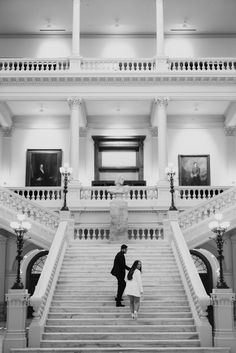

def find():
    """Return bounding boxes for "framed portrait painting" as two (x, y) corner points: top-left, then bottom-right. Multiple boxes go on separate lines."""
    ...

(26, 149), (62, 187)
(178, 155), (210, 186)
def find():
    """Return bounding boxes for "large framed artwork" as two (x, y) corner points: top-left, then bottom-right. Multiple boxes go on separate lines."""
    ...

(178, 154), (210, 186)
(26, 149), (62, 186)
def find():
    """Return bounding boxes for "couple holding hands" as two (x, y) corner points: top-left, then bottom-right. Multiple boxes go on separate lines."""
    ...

(111, 244), (143, 320)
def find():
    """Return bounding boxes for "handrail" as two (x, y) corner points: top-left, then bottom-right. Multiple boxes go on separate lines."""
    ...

(178, 186), (236, 230)
(28, 221), (70, 347)
(0, 186), (59, 229)
(169, 219), (212, 346)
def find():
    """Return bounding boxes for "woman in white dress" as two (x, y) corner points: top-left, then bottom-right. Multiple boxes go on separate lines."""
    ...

(124, 260), (143, 319)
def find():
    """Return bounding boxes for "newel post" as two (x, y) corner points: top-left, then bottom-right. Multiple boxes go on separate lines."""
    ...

(3, 289), (29, 353)
(211, 288), (236, 351)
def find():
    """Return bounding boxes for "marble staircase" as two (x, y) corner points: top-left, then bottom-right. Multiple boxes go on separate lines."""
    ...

(13, 241), (230, 353)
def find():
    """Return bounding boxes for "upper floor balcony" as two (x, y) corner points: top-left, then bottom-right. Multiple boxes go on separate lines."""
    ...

(1, 56), (236, 86)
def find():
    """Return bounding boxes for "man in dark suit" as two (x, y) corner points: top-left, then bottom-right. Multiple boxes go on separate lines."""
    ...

(111, 244), (130, 307)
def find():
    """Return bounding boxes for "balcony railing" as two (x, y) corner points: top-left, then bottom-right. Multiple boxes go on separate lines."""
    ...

(1, 56), (236, 74)
(9, 185), (228, 204)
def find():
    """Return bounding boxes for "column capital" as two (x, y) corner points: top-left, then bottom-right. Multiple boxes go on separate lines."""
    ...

(2, 126), (14, 137)
(67, 97), (82, 110)
(224, 125), (236, 136)
(153, 97), (169, 108)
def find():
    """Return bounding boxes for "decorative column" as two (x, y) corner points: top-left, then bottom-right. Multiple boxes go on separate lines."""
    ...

(79, 127), (88, 185)
(0, 235), (6, 321)
(211, 289), (236, 351)
(224, 126), (236, 186)
(3, 289), (29, 353)
(155, 0), (168, 71)
(153, 98), (169, 184)
(68, 97), (81, 182)
(71, 0), (81, 70)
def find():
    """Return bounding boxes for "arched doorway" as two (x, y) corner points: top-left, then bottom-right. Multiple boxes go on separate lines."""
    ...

(26, 250), (48, 317)
(190, 249), (214, 327)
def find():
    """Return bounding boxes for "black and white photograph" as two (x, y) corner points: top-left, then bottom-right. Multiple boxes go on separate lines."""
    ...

(0, 1), (235, 352)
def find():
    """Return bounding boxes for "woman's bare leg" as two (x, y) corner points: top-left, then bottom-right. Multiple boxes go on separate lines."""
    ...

(133, 297), (140, 319)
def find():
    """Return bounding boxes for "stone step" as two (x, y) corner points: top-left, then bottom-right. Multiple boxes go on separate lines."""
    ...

(49, 306), (191, 313)
(42, 332), (199, 341)
(11, 348), (231, 353)
(56, 279), (183, 285)
(54, 289), (187, 301)
(44, 324), (197, 333)
(54, 287), (186, 294)
(46, 318), (195, 326)
(40, 339), (200, 348)
(47, 312), (193, 319)
(50, 300), (190, 307)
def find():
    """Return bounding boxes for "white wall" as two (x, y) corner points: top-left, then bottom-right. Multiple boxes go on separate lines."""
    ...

(0, 35), (236, 58)
(1, 122), (234, 187)
(168, 127), (229, 186)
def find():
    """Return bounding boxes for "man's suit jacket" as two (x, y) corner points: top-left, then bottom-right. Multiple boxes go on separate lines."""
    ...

(111, 251), (130, 279)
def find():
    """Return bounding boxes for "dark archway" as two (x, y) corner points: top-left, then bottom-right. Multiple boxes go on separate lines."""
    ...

(190, 249), (214, 328)
(26, 250), (48, 317)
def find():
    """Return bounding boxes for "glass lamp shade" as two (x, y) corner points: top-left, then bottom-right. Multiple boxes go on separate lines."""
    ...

(165, 163), (176, 175)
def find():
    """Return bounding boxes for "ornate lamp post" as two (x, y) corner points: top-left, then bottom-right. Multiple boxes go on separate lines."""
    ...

(165, 164), (177, 211)
(10, 214), (31, 289)
(60, 163), (73, 211)
(209, 213), (230, 289)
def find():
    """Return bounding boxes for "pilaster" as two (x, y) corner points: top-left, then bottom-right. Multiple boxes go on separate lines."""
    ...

(224, 125), (236, 185)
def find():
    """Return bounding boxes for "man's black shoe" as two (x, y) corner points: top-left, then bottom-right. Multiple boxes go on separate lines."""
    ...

(115, 297), (124, 301)
(116, 302), (125, 307)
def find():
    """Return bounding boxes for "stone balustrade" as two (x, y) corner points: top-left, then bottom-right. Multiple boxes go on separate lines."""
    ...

(169, 219), (212, 346)
(12, 187), (62, 201)
(0, 56), (236, 74)
(175, 186), (227, 200)
(9, 185), (228, 203)
(74, 224), (164, 241)
(168, 57), (236, 72)
(179, 186), (236, 230)
(0, 186), (59, 230)
(0, 57), (70, 72)
(80, 185), (158, 200)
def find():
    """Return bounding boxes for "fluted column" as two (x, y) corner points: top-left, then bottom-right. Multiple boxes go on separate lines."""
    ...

(153, 98), (169, 184)
(68, 97), (82, 182)
(72, 0), (81, 57)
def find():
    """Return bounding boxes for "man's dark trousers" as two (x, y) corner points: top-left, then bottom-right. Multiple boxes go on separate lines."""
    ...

(116, 276), (126, 303)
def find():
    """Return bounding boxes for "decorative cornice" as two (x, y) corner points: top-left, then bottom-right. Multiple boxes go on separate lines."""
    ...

(1, 74), (236, 86)
(224, 125), (236, 136)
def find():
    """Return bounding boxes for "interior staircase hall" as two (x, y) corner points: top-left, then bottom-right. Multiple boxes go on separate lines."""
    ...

(12, 240), (230, 353)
